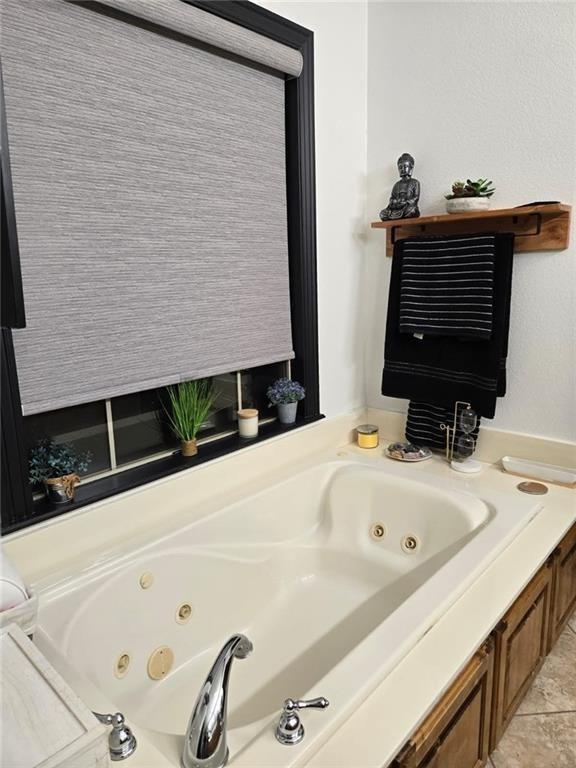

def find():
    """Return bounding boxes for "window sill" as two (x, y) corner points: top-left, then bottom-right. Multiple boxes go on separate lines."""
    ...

(5, 414), (323, 535)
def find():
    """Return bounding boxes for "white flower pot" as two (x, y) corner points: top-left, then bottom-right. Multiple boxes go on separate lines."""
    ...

(446, 197), (491, 214)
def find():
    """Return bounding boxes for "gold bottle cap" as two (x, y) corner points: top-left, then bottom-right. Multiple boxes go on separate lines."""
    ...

(357, 424), (379, 434)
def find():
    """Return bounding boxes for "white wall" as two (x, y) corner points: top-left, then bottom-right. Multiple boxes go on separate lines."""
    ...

(257, 1), (368, 418)
(256, 2), (575, 439)
(365, 2), (576, 440)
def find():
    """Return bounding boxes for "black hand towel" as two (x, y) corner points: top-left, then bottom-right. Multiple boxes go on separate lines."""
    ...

(405, 401), (481, 451)
(382, 232), (514, 418)
(399, 234), (496, 339)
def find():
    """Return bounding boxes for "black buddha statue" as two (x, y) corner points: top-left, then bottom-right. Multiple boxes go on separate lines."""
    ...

(379, 153), (421, 221)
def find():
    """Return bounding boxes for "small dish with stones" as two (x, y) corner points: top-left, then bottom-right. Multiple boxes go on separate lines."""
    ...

(386, 442), (433, 462)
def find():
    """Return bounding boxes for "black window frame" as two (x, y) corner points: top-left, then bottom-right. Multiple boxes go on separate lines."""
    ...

(0, 0), (321, 534)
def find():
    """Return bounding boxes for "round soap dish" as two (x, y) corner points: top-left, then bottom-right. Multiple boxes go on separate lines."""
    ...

(386, 442), (432, 462)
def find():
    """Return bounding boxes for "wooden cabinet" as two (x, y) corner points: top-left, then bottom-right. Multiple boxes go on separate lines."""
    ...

(489, 560), (553, 749)
(548, 523), (576, 649)
(392, 639), (494, 768)
(391, 523), (576, 767)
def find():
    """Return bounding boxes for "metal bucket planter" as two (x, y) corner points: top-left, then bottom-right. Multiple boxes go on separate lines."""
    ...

(277, 402), (298, 425)
(43, 473), (80, 504)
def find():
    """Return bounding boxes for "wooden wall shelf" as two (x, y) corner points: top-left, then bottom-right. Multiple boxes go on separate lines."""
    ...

(371, 203), (572, 257)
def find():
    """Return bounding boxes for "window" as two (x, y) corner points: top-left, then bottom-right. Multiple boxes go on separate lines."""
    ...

(1, 1), (319, 535)
(24, 362), (290, 494)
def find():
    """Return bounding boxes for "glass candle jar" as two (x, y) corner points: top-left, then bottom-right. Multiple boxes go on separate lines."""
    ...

(238, 408), (259, 438)
(356, 424), (379, 449)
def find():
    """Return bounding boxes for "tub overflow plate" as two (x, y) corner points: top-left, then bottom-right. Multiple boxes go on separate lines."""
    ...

(147, 646), (174, 680)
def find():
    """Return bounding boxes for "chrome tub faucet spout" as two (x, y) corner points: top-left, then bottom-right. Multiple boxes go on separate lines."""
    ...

(182, 634), (253, 768)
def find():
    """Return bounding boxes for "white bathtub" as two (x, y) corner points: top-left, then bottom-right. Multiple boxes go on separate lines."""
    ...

(35, 456), (541, 766)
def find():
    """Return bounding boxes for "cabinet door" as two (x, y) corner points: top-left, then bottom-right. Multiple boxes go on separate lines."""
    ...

(490, 560), (553, 749)
(549, 523), (576, 650)
(393, 639), (494, 768)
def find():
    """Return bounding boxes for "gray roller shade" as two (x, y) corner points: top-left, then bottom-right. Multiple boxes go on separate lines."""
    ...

(2, 0), (295, 415)
(94, 0), (303, 77)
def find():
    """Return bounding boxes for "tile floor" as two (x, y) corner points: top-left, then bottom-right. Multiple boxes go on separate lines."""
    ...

(489, 612), (576, 768)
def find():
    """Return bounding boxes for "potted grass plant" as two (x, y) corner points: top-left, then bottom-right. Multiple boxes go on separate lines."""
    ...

(445, 178), (495, 213)
(267, 378), (305, 425)
(28, 439), (92, 504)
(162, 378), (214, 457)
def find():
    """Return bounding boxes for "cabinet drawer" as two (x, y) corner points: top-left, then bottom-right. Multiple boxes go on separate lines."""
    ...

(392, 639), (494, 768)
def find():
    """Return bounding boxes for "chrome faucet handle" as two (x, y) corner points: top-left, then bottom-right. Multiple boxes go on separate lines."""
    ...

(284, 697), (329, 712)
(93, 711), (137, 761)
(275, 697), (330, 745)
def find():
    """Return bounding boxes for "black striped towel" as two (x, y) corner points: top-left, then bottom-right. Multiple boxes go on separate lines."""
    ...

(399, 234), (496, 339)
(381, 232), (514, 418)
(405, 401), (481, 451)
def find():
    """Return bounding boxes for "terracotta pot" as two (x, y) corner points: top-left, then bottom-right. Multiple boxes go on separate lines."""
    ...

(43, 473), (80, 504)
(181, 439), (198, 457)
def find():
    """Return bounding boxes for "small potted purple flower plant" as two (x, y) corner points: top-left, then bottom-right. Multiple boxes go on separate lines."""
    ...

(267, 378), (305, 425)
